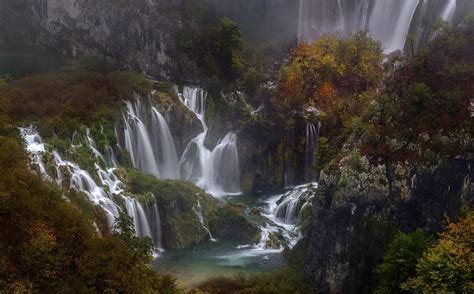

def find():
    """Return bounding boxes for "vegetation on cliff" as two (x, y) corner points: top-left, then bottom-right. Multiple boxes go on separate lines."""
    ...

(123, 169), (260, 249)
(0, 134), (181, 292)
(298, 16), (473, 293)
(5, 71), (151, 139)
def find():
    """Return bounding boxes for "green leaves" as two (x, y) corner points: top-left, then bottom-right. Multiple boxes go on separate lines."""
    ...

(375, 229), (433, 293)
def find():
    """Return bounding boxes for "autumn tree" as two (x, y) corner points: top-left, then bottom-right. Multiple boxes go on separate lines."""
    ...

(402, 212), (474, 293)
(277, 32), (383, 169)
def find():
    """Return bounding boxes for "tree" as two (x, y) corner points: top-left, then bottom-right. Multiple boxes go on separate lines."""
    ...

(375, 229), (433, 293)
(402, 212), (473, 293)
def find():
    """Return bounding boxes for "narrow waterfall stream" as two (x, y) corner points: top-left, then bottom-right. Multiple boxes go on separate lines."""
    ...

(441, 0), (457, 23)
(194, 198), (217, 242)
(305, 122), (320, 183)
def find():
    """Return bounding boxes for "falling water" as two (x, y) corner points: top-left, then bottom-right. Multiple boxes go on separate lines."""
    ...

(298, 0), (421, 53)
(441, 0), (456, 24)
(149, 203), (164, 251)
(122, 100), (180, 179)
(305, 122), (320, 183)
(178, 87), (241, 197)
(266, 183), (315, 225)
(194, 198), (217, 242)
(19, 127), (163, 252)
(370, 0), (420, 53)
(123, 100), (161, 177)
(151, 107), (180, 179)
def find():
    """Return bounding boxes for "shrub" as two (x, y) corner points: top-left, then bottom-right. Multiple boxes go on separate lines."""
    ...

(375, 229), (433, 293)
(402, 213), (474, 293)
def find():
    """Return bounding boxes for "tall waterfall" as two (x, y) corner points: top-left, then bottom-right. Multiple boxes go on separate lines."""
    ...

(369, 0), (420, 53)
(122, 99), (180, 179)
(19, 127), (163, 251)
(441, 0), (456, 23)
(298, 0), (421, 53)
(178, 87), (241, 197)
(305, 122), (320, 183)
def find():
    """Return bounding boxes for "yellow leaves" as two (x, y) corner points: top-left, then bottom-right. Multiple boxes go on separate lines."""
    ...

(30, 222), (57, 252)
(402, 212), (474, 293)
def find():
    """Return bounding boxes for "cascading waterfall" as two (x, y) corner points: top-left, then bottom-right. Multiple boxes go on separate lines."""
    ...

(19, 127), (163, 252)
(298, 0), (421, 53)
(369, 0), (420, 53)
(122, 99), (180, 179)
(178, 87), (241, 197)
(123, 100), (161, 177)
(120, 88), (240, 196)
(305, 122), (320, 183)
(441, 0), (456, 23)
(265, 183), (315, 225)
(151, 107), (180, 179)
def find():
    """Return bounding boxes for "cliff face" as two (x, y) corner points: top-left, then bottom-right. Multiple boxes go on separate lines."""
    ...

(0, 0), (183, 79)
(303, 157), (473, 293)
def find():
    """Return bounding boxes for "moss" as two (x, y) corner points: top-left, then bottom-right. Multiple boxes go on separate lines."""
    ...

(123, 168), (260, 248)
(67, 190), (110, 235)
(68, 145), (102, 180)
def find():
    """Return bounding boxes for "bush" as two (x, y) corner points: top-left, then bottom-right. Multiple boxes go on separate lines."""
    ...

(402, 212), (474, 293)
(0, 137), (181, 293)
(375, 229), (433, 293)
(191, 268), (313, 294)
(5, 71), (152, 138)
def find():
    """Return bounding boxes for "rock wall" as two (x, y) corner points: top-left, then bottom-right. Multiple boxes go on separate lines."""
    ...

(304, 157), (473, 293)
(0, 0), (182, 79)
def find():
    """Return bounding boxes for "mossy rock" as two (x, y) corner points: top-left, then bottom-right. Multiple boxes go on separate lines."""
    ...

(124, 169), (260, 249)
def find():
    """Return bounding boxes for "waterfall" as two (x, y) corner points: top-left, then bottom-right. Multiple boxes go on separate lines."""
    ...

(19, 127), (163, 252)
(123, 101), (161, 177)
(124, 198), (153, 238)
(441, 0), (456, 24)
(298, 0), (421, 53)
(369, 0), (420, 53)
(178, 87), (241, 197)
(151, 107), (180, 179)
(305, 122), (320, 183)
(122, 100), (180, 179)
(194, 198), (217, 242)
(265, 183), (315, 225)
(149, 203), (164, 251)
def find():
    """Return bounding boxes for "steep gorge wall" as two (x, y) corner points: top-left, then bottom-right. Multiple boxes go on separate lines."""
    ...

(0, 0), (183, 79)
(304, 157), (473, 293)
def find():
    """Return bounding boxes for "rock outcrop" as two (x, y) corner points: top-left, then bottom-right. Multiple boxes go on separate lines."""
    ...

(303, 157), (473, 293)
(0, 0), (183, 79)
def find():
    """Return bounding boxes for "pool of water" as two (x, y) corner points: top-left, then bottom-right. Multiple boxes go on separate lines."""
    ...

(152, 187), (306, 288)
(152, 240), (286, 288)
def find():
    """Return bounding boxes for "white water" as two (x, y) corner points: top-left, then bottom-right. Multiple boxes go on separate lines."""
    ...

(261, 183), (317, 247)
(19, 127), (163, 252)
(123, 100), (161, 177)
(441, 0), (456, 24)
(194, 198), (217, 242)
(370, 0), (420, 53)
(178, 87), (241, 197)
(305, 122), (320, 183)
(151, 107), (180, 179)
(298, 0), (421, 53)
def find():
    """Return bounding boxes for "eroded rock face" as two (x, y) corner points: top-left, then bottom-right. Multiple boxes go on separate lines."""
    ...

(303, 157), (473, 293)
(0, 0), (181, 79)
